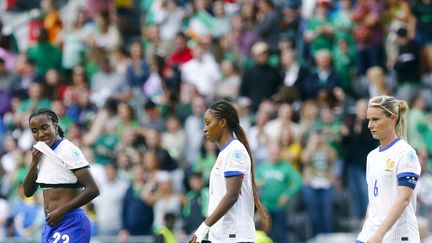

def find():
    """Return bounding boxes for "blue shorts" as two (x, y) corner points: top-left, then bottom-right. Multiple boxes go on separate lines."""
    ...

(42, 208), (91, 243)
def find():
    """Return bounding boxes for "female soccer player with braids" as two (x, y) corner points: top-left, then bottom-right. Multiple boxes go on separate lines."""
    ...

(189, 100), (269, 243)
(24, 108), (99, 242)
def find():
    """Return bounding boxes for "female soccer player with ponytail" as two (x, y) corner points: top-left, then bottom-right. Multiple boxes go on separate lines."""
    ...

(189, 100), (269, 243)
(356, 95), (421, 243)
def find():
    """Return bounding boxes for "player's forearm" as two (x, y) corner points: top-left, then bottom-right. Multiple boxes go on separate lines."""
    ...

(204, 193), (239, 226)
(23, 163), (39, 197)
(58, 186), (100, 214)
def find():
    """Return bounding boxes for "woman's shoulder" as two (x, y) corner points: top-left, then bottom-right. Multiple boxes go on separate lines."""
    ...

(56, 139), (85, 157)
(227, 139), (248, 151)
(392, 139), (416, 153)
(56, 138), (75, 149)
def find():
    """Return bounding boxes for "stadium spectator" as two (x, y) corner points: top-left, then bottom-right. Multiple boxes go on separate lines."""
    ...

(119, 164), (154, 240)
(26, 28), (62, 76)
(256, 143), (303, 243)
(94, 163), (128, 236)
(301, 128), (338, 237)
(239, 42), (282, 112)
(341, 99), (379, 220)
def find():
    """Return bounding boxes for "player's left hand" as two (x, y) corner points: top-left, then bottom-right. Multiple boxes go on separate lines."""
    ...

(188, 234), (198, 243)
(192, 221), (210, 242)
(46, 208), (65, 226)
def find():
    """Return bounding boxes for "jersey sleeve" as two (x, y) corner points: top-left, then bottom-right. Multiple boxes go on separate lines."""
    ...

(396, 149), (421, 189)
(224, 149), (248, 178)
(60, 144), (90, 170)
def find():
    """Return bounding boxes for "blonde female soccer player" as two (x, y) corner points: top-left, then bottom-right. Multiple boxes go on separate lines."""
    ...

(356, 95), (421, 243)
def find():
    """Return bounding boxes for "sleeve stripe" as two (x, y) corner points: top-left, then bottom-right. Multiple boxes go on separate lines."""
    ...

(398, 180), (416, 189)
(224, 171), (244, 178)
(397, 172), (419, 179)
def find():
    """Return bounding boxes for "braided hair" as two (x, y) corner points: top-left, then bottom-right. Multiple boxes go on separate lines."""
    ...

(29, 108), (65, 138)
(208, 100), (270, 228)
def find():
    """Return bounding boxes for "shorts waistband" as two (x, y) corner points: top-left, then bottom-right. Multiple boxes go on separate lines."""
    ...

(46, 208), (84, 219)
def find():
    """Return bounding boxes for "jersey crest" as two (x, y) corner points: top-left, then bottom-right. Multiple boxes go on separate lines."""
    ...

(385, 159), (395, 171)
(216, 159), (223, 169)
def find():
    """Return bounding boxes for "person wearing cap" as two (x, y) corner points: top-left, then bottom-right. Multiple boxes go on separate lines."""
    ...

(393, 27), (421, 89)
(239, 42), (282, 112)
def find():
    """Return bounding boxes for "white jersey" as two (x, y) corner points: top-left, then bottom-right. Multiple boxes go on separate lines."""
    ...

(35, 139), (90, 188)
(208, 139), (255, 243)
(357, 138), (421, 243)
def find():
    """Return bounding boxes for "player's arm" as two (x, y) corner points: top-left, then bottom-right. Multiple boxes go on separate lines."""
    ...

(23, 148), (42, 197)
(59, 146), (101, 212)
(64, 168), (100, 213)
(364, 204), (369, 220)
(191, 176), (243, 243)
(367, 186), (414, 243)
(205, 176), (242, 226)
(46, 168), (100, 226)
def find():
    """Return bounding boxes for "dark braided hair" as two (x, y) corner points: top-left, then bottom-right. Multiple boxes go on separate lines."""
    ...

(29, 108), (65, 138)
(208, 100), (270, 228)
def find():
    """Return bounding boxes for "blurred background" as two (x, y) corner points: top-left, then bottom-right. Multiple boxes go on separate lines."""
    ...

(0, 0), (432, 242)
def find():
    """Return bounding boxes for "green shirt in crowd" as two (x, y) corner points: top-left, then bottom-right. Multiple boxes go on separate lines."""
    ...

(256, 160), (303, 211)
(27, 42), (62, 76)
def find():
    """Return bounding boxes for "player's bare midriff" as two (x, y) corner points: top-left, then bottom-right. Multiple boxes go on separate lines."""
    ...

(43, 188), (81, 214)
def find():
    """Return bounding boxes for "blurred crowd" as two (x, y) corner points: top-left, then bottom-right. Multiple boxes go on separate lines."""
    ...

(0, 0), (432, 242)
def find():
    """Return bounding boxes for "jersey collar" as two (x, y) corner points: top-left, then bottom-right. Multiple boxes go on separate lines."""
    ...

(378, 137), (400, 152)
(50, 138), (65, 150)
(219, 137), (237, 152)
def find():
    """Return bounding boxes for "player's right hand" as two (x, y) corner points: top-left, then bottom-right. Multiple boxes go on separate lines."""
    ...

(31, 148), (42, 165)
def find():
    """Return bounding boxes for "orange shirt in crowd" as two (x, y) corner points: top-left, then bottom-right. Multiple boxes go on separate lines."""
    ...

(44, 11), (62, 44)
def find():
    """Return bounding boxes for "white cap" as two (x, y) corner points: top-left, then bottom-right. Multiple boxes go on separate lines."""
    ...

(251, 42), (268, 55)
